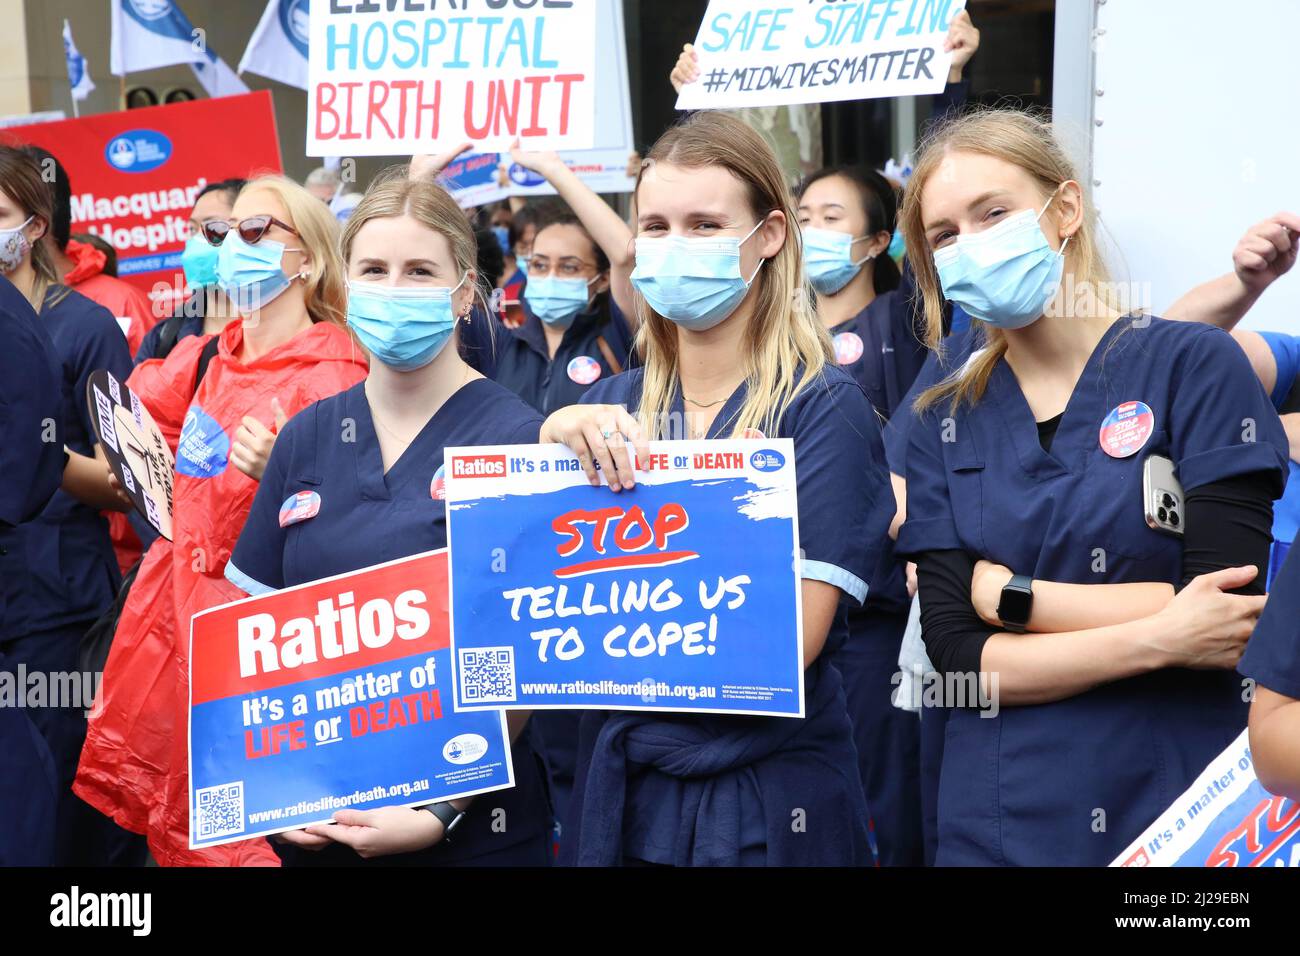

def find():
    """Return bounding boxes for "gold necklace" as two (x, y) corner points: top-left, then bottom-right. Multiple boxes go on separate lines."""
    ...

(683, 395), (727, 408)
(370, 408), (418, 447)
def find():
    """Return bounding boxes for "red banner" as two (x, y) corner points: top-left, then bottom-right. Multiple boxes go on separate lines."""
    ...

(2, 91), (283, 314)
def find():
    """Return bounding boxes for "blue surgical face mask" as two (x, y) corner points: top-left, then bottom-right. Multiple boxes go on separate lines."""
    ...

(181, 233), (220, 289)
(802, 227), (874, 296)
(217, 232), (304, 313)
(492, 226), (511, 256)
(631, 220), (765, 332)
(933, 194), (1068, 331)
(515, 254), (530, 275)
(887, 227), (905, 260)
(346, 276), (465, 371)
(524, 275), (597, 330)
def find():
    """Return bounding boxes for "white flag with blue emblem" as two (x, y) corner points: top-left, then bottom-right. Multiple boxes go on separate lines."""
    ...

(239, 0), (309, 91)
(191, 52), (250, 98)
(110, 0), (207, 76)
(63, 20), (96, 102)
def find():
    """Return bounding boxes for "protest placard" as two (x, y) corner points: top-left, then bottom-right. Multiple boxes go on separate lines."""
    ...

(188, 549), (514, 849)
(308, 0), (598, 156)
(86, 370), (174, 542)
(444, 441), (805, 718)
(675, 0), (966, 111)
(1112, 729), (1300, 867)
(3, 92), (283, 315)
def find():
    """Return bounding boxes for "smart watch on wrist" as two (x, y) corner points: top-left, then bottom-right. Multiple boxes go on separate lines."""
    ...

(996, 573), (1034, 634)
(421, 802), (467, 842)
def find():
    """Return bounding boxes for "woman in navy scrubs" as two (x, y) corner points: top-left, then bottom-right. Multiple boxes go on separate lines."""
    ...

(0, 146), (134, 865)
(540, 110), (892, 866)
(226, 170), (551, 866)
(454, 145), (636, 416)
(1243, 546), (1300, 800)
(895, 109), (1287, 866)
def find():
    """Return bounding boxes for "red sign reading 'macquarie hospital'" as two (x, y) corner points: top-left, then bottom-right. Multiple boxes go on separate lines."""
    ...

(3, 91), (282, 314)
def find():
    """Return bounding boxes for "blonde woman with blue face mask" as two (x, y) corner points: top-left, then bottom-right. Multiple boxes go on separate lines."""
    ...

(538, 111), (893, 867)
(225, 170), (551, 866)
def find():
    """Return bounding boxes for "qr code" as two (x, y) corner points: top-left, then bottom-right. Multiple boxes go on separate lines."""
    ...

(195, 781), (246, 841)
(459, 647), (516, 704)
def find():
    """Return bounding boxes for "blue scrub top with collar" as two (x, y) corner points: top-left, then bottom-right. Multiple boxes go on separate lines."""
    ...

(0, 287), (132, 639)
(227, 377), (551, 867)
(828, 261), (970, 422)
(460, 295), (633, 414)
(570, 364), (890, 865)
(897, 315), (1289, 866)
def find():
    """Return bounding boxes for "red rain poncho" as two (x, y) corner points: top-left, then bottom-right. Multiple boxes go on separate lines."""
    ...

(75, 319), (367, 866)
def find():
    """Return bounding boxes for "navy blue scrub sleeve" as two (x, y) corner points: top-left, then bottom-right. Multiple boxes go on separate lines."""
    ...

(1242, 545), (1300, 699)
(895, 406), (965, 557)
(793, 379), (887, 604)
(1169, 327), (1288, 494)
(66, 297), (135, 456)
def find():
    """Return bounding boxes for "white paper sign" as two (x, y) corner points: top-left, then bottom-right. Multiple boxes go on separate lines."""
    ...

(675, 0), (964, 111)
(307, 0), (598, 156)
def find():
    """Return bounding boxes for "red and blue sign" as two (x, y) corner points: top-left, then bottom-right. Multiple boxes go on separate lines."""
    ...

(1099, 400), (1155, 459)
(3, 91), (282, 314)
(188, 549), (513, 849)
(443, 441), (805, 717)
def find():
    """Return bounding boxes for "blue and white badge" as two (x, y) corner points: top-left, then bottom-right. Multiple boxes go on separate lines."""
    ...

(1099, 401), (1155, 458)
(177, 406), (230, 477)
(278, 490), (321, 528)
(567, 355), (601, 385)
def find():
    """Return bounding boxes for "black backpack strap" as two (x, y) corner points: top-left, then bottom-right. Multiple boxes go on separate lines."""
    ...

(156, 313), (185, 360)
(194, 335), (221, 394)
(1280, 372), (1300, 416)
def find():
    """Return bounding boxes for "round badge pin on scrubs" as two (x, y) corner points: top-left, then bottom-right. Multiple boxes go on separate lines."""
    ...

(278, 490), (321, 528)
(833, 331), (864, 366)
(430, 464), (446, 501)
(1099, 401), (1155, 458)
(567, 355), (601, 385)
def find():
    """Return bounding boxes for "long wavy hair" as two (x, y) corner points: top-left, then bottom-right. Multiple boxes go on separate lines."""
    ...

(0, 145), (67, 310)
(901, 108), (1119, 412)
(633, 111), (831, 439)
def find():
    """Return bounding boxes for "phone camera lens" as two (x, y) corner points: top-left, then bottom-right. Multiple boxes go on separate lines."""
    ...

(1161, 493), (1174, 508)
(1169, 510), (1179, 528)
(1157, 507), (1168, 523)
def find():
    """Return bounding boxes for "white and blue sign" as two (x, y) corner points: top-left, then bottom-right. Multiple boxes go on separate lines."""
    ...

(444, 440), (806, 718)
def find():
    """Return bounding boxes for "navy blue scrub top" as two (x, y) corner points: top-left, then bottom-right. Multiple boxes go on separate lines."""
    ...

(0, 277), (65, 637)
(460, 294), (633, 415)
(897, 315), (1289, 865)
(227, 377), (550, 865)
(577, 365), (891, 864)
(0, 286), (132, 639)
(828, 263), (969, 422)
(1242, 544), (1300, 700)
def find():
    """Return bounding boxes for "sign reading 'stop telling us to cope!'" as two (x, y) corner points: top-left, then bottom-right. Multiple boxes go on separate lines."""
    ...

(443, 441), (806, 719)
(676, 0), (966, 111)
(308, 0), (597, 155)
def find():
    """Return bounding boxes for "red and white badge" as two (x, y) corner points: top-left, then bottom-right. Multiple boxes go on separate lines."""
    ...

(430, 464), (446, 501)
(567, 355), (602, 385)
(278, 490), (321, 527)
(1099, 401), (1155, 458)
(833, 331), (865, 365)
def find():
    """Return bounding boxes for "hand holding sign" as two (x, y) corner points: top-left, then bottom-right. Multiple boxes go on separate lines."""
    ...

(409, 143), (474, 183)
(304, 805), (445, 859)
(670, 43), (700, 93)
(86, 370), (175, 541)
(943, 10), (980, 82)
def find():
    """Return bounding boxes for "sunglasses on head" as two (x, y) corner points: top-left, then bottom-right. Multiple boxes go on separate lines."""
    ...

(202, 215), (299, 247)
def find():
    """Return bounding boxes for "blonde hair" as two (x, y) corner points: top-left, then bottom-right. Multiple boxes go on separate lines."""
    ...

(238, 175), (347, 327)
(901, 108), (1118, 412)
(633, 111), (832, 439)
